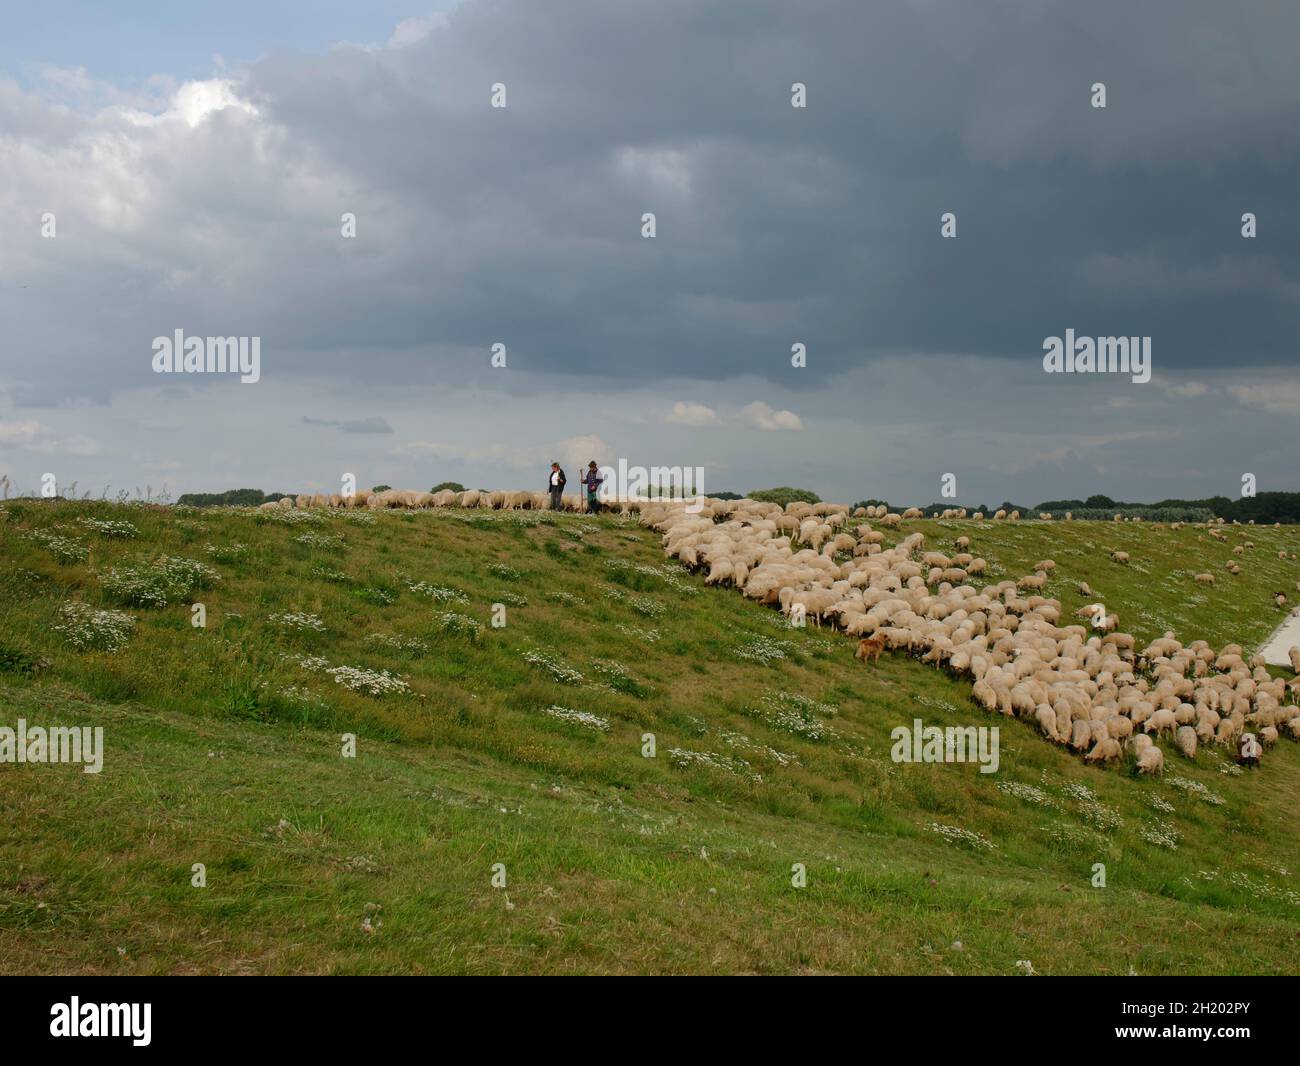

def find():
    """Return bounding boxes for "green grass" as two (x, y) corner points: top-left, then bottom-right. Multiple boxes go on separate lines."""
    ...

(1, 500), (1298, 974)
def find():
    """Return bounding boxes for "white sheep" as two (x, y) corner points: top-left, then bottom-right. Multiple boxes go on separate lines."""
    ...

(1135, 745), (1165, 775)
(1085, 736), (1121, 763)
(1144, 708), (1177, 735)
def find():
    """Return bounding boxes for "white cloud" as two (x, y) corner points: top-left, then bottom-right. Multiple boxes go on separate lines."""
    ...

(740, 401), (803, 432)
(39, 66), (96, 94)
(388, 14), (450, 49)
(1227, 381), (1300, 414)
(121, 78), (258, 128)
(665, 401), (718, 426)
(302, 415), (394, 434)
(614, 146), (694, 197)
(550, 435), (614, 473)
(1162, 380), (1211, 398)
(0, 419), (101, 455)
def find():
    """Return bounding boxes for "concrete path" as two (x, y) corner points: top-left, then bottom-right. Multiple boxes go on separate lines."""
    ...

(1259, 609), (1300, 667)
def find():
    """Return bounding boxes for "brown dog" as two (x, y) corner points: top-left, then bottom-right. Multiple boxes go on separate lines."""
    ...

(855, 636), (885, 663)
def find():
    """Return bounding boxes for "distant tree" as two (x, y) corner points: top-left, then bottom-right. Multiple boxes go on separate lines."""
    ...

(372, 484), (392, 493)
(431, 481), (465, 493)
(749, 486), (821, 507)
(709, 491), (744, 500)
(176, 488), (272, 508)
(1085, 494), (1116, 508)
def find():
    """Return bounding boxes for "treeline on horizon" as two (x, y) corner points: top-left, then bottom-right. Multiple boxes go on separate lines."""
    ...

(174, 483), (468, 508)
(722, 488), (1300, 524)
(168, 485), (1300, 524)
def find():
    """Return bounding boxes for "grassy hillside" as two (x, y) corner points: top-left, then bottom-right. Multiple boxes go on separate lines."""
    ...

(1, 500), (1298, 974)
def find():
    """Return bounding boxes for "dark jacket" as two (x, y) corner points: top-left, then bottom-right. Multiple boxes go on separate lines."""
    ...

(549, 467), (566, 491)
(583, 469), (603, 492)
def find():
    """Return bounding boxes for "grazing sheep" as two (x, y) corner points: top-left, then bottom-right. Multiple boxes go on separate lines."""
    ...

(1085, 736), (1122, 763)
(830, 532), (857, 554)
(1287, 647), (1300, 674)
(1102, 714), (1133, 741)
(1135, 745), (1165, 775)
(1194, 573), (1215, 585)
(1035, 703), (1059, 741)
(1175, 725), (1197, 759)
(1237, 733), (1262, 768)
(705, 557), (734, 585)
(1144, 708), (1178, 735)
(1110, 551), (1130, 564)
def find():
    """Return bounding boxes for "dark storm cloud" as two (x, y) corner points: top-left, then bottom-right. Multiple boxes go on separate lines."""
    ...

(233, 0), (1300, 384)
(2, 0), (1298, 411)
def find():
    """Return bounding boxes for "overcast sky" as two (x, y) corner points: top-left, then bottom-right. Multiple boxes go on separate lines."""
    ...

(1, 0), (1297, 506)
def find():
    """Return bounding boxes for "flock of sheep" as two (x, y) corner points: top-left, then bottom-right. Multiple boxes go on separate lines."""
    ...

(635, 496), (1300, 773)
(261, 485), (1300, 771)
(259, 487), (597, 512)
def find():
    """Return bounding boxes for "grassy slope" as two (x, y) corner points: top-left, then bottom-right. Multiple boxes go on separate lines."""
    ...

(1, 501), (1298, 975)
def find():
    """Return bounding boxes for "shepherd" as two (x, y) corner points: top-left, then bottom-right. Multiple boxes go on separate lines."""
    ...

(582, 461), (604, 514)
(548, 461), (566, 510)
